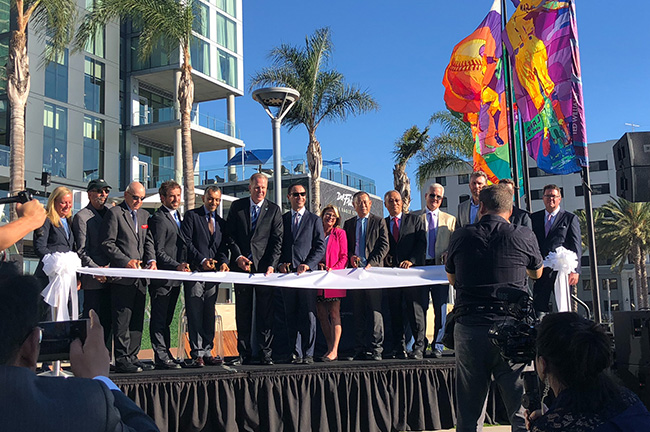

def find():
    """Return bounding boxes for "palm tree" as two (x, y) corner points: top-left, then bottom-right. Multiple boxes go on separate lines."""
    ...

(392, 125), (429, 212)
(76, 0), (197, 209)
(416, 110), (473, 185)
(250, 27), (379, 213)
(7, 0), (76, 217)
(598, 197), (650, 309)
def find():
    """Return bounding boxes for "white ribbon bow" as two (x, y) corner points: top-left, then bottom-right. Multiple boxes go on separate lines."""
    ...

(41, 251), (81, 321)
(543, 246), (578, 312)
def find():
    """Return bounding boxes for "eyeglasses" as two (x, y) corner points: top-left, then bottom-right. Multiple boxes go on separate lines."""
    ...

(129, 194), (145, 201)
(428, 194), (443, 200)
(291, 192), (307, 197)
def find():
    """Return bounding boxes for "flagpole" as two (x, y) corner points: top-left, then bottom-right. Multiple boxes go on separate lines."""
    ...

(582, 166), (601, 323)
(501, 0), (521, 209)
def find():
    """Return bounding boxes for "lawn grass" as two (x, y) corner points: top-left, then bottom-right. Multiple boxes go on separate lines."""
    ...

(141, 295), (184, 351)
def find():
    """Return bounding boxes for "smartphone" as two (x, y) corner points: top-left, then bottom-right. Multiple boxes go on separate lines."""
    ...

(38, 319), (88, 362)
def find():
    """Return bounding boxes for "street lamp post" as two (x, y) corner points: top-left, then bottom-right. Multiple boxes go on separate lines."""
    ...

(252, 87), (300, 207)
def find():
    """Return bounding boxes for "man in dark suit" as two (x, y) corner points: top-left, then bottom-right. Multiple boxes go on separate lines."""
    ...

(457, 171), (488, 227)
(344, 191), (389, 361)
(383, 190), (426, 360)
(181, 185), (231, 367)
(0, 268), (159, 431)
(500, 178), (532, 229)
(73, 178), (113, 350)
(148, 180), (191, 369)
(226, 173), (283, 365)
(531, 184), (582, 316)
(101, 181), (157, 373)
(278, 183), (325, 365)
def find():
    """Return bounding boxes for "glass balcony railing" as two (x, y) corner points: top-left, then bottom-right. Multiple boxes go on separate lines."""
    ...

(136, 107), (240, 139)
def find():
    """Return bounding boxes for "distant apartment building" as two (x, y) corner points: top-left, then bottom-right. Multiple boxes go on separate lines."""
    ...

(419, 138), (644, 321)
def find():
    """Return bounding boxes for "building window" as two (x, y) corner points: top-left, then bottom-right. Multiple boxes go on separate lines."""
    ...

(589, 160), (608, 172)
(43, 103), (67, 178)
(582, 279), (591, 291)
(215, 0), (236, 18)
(531, 189), (543, 200)
(603, 300), (619, 312)
(458, 174), (469, 184)
(217, 48), (237, 87)
(575, 183), (610, 197)
(435, 176), (446, 187)
(216, 13), (237, 52)
(130, 37), (173, 71)
(528, 167), (555, 178)
(83, 115), (104, 181)
(0, 100), (8, 165)
(459, 194), (470, 203)
(190, 36), (211, 76)
(0, 0), (9, 34)
(44, 49), (68, 102)
(193, 2), (210, 39)
(602, 278), (618, 290)
(84, 57), (105, 114)
(138, 144), (174, 189)
(83, 1), (105, 58)
(0, 35), (9, 93)
(441, 197), (448, 209)
(138, 88), (174, 125)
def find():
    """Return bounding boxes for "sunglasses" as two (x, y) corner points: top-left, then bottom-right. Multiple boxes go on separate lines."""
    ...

(291, 192), (307, 197)
(428, 194), (443, 200)
(93, 188), (110, 194)
(129, 194), (145, 201)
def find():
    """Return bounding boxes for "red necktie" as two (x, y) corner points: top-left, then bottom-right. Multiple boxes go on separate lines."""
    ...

(392, 217), (399, 242)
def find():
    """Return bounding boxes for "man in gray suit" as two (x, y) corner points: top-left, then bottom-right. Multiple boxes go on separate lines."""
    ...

(101, 181), (157, 373)
(457, 171), (488, 228)
(73, 178), (113, 350)
(0, 268), (159, 431)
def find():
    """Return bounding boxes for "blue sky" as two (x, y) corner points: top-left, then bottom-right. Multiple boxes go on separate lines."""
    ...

(202, 0), (650, 210)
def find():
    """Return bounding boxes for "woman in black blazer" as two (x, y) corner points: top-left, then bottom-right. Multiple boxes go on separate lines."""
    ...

(34, 186), (75, 290)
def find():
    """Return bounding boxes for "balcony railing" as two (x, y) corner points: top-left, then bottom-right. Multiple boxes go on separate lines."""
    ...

(136, 107), (240, 139)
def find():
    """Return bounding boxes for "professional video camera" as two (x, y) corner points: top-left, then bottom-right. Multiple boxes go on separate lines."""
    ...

(487, 287), (541, 411)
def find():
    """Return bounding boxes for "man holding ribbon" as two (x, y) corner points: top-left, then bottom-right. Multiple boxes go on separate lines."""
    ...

(531, 184), (581, 317)
(101, 181), (157, 373)
(344, 191), (389, 361)
(227, 173), (283, 366)
(278, 183), (325, 365)
(181, 185), (231, 367)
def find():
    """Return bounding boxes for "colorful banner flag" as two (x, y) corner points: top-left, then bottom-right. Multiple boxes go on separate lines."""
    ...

(504, 0), (588, 174)
(442, 0), (511, 184)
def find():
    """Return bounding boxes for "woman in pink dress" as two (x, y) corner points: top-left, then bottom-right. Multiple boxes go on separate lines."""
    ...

(316, 204), (347, 362)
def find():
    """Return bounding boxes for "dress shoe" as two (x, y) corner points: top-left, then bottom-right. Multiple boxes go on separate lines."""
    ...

(203, 356), (223, 366)
(291, 357), (303, 365)
(432, 349), (443, 359)
(156, 359), (181, 370)
(261, 357), (274, 366)
(371, 353), (382, 361)
(181, 358), (204, 368)
(302, 356), (314, 365)
(134, 361), (155, 371)
(322, 356), (338, 362)
(409, 350), (423, 360)
(115, 363), (143, 373)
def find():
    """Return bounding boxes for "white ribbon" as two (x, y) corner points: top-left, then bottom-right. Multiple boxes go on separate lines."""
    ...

(42, 252), (82, 321)
(77, 266), (449, 289)
(543, 246), (578, 312)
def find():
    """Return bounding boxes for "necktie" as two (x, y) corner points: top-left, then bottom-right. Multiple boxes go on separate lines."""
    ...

(292, 212), (301, 237)
(356, 218), (367, 263)
(545, 213), (553, 236)
(428, 212), (437, 259)
(208, 212), (215, 235)
(174, 211), (181, 229)
(392, 217), (399, 242)
(131, 210), (138, 233)
(251, 205), (259, 232)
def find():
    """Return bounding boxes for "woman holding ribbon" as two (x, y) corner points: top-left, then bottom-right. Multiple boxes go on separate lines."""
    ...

(316, 204), (348, 362)
(34, 186), (79, 321)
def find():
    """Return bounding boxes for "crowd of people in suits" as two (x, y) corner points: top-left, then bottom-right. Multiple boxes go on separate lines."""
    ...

(29, 168), (582, 373)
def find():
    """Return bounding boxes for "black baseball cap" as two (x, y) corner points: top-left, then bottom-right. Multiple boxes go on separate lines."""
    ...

(87, 179), (112, 192)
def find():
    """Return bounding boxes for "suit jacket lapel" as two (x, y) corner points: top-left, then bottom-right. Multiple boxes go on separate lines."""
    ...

(550, 210), (565, 234)
(254, 202), (269, 235)
(121, 204), (139, 241)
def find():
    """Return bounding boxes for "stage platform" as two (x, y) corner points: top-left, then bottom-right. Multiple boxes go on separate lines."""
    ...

(111, 354), (508, 432)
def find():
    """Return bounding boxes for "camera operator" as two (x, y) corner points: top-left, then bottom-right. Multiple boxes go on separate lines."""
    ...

(0, 267), (159, 431)
(526, 312), (650, 431)
(0, 198), (46, 251)
(445, 184), (543, 432)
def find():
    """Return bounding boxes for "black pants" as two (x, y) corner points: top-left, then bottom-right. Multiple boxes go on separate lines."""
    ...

(282, 287), (317, 358)
(184, 281), (217, 359)
(351, 288), (384, 355)
(235, 283), (275, 361)
(387, 286), (426, 353)
(110, 280), (146, 367)
(149, 283), (181, 362)
(83, 288), (113, 352)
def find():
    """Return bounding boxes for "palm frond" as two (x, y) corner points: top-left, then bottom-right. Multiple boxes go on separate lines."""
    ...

(24, 0), (77, 67)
